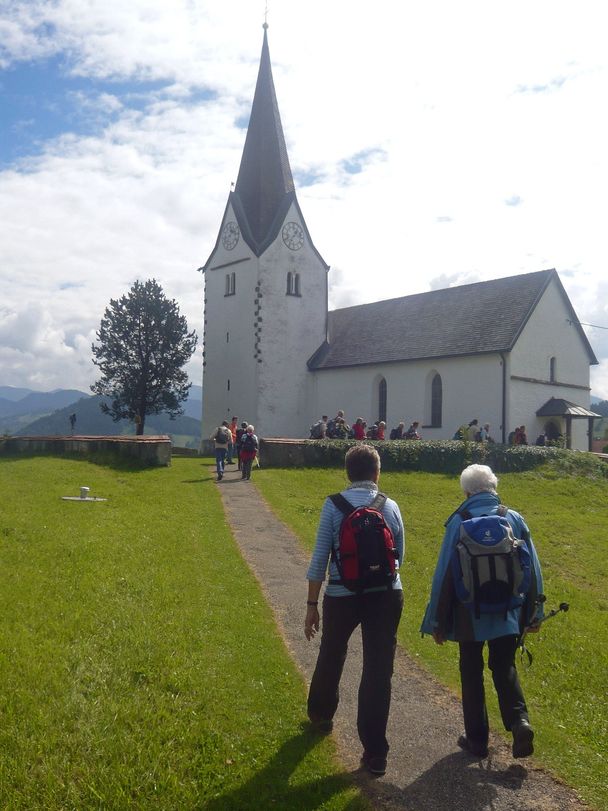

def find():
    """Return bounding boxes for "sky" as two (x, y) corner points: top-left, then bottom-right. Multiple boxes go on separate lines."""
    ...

(1, 0), (608, 398)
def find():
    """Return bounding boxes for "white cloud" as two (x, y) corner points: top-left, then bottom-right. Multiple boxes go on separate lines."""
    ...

(1, 0), (607, 398)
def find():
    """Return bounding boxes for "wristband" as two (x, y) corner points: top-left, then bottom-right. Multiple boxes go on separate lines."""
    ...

(307, 600), (318, 606)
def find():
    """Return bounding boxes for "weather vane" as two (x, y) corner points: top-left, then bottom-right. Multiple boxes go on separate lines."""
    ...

(263, 1), (269, 29)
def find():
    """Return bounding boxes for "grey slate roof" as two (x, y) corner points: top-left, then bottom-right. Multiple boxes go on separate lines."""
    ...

(233, 28), (295, 248)
(308, 269), (598, 369)
(536, 398), (600, 418)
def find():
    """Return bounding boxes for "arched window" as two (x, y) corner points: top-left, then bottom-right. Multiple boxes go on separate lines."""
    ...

(549, 356), (556, 382)
(431, 373), (442, 427)
(286, 272), (293, 295)
(378, 377), (387, 423)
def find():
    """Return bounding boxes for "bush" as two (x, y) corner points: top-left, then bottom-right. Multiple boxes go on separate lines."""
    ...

(282, 439), (608, 477)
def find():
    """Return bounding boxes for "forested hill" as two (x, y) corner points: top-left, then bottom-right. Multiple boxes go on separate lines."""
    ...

(16, 395), (201, 440)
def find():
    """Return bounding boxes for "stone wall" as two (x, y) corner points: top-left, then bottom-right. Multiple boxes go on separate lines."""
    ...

(0, 435), (172, 466)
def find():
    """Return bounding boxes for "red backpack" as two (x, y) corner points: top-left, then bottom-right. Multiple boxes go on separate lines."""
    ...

(328, 492), (398, 593)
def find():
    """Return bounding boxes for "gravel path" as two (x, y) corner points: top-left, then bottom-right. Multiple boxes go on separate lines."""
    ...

(216, 467), (589, 811)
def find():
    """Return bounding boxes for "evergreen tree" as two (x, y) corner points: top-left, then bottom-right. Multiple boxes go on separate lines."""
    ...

(91, 279), (197, 435)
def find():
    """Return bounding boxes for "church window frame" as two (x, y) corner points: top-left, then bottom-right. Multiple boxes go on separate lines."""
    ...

(430, 373), (442, 427)
(378, 377), (387, 423)
(286, 271), (301, 296)
(549, 356), (557, 382)
(423, 370), (442, 428)
(225, 272), (236, 296)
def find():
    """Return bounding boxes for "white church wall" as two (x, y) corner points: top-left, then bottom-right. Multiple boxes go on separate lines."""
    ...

(508, 277), (593, 450)
(255, 207), (328, 438)
(201, 206), (259, 437)
(312, 354), (504, 441)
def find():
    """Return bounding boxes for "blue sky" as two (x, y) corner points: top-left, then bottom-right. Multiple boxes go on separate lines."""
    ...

(1, 0), (608, 397)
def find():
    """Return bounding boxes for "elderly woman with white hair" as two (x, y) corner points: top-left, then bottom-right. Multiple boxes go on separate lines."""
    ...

(420, 464), (543, 760)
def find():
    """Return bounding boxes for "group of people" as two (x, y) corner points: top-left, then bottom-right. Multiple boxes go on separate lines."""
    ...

(453, 419), (494, 442)
(508, 425), (529, 445)
(310, 411), (422, 441)
(305, 444), (543, 776)
(210, 416), (259, 481)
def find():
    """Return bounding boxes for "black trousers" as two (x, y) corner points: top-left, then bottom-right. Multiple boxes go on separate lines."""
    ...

(459, 634), (529, 745)
(308, 590), (403, 757)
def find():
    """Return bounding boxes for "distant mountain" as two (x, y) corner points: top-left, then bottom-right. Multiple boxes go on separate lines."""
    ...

(0, 389), (90, 418)
(0, 386), (33, 401)
(0, 384), (202, 440)
(0, 388), (91, 434)
(16, 395), (201, 440)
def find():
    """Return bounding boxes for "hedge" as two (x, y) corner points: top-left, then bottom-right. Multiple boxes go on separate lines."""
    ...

(289, 439), (608, 476)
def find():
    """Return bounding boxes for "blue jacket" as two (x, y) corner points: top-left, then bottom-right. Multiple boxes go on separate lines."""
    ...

(307, 483), (405, 597)
(420, 491), (543, 641)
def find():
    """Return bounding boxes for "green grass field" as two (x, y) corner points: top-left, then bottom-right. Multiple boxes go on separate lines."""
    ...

(255, 465), (608, 811)
(0, 456), (366, 810)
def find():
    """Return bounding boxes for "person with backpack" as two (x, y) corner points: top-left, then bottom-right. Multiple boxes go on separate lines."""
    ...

(389, 422), (405, 440)
(310, 416), (328, 439)
(420, 464), (543, 760)
(235, 420), (248, 470)
(240, 425), (259, 480)
(210, 421), (232, 481)
(304, 444), (405, 776)
(405, 421), (421, 440)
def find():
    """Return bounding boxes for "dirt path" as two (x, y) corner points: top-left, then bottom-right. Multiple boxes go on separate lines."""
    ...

(216, 467), (588, 811)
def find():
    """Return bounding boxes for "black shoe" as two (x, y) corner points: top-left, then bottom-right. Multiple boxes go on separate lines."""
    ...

(361, 752), (387, 776)
(308, 716), (333, 734)
(512, 719), (534, 758)
(457, 734), (488, 758)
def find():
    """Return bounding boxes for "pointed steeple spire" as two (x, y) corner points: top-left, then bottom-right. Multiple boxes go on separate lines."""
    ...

(234, 26), (295, 247)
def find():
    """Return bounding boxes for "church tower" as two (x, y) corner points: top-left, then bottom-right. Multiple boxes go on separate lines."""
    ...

(201, 25), (329, 439)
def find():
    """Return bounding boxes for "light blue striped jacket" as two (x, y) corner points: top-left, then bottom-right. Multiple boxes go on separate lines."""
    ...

(306, 483), (405, 597)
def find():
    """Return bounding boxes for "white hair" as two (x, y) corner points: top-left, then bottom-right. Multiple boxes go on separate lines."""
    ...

(460, 464), (498, 496)
(247, 424), (255, 433)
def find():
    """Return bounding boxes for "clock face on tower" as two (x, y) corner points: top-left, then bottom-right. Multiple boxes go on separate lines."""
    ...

(221, 221), (240, 250)
(282, 221), (304, 251)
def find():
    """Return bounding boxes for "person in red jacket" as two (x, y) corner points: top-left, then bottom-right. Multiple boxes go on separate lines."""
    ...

(353, 418), (366, 440)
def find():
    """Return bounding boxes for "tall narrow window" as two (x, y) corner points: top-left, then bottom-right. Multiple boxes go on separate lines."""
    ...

(286, 272), (301, 296)
(227, 379), (230, 391)
(225, 272), (236, 296)
(549, 356), (556, 382)
(431, 373), (442, 427)
(378, 377), (387, 423)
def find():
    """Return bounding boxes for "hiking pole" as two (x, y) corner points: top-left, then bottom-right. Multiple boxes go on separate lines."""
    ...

(519, 595), (570, 666)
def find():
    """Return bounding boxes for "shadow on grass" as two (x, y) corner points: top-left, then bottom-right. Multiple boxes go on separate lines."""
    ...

(375, 752), (527, 811)
(0, 451), (160, 473)
(203, 730), (364, 811)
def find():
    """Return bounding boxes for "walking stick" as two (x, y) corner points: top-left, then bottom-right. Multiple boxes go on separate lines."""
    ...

(519, 594), (570, 666)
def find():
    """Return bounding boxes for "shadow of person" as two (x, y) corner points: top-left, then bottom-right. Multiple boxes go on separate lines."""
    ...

(372, 752), (527, 811)
(202, 729), (364, 811)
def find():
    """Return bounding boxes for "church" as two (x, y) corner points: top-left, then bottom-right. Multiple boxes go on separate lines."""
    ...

(200, 27), (598, 452)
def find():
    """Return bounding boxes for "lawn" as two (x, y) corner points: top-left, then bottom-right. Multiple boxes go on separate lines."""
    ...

(0, 455), (366, 810)
(254, 464), (608, 811)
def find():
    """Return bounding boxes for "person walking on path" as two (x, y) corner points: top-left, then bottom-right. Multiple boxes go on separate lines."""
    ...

(235, 420), (248, 471)
(211, 421), (232, 481)
(240, 425), (259, 480)
(227, 416), (238, 463)
(304, 444), (405, 776)
(421, 463), (543, 760)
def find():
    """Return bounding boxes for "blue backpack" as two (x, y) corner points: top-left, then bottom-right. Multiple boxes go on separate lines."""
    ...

(450, 506), (531, 618)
